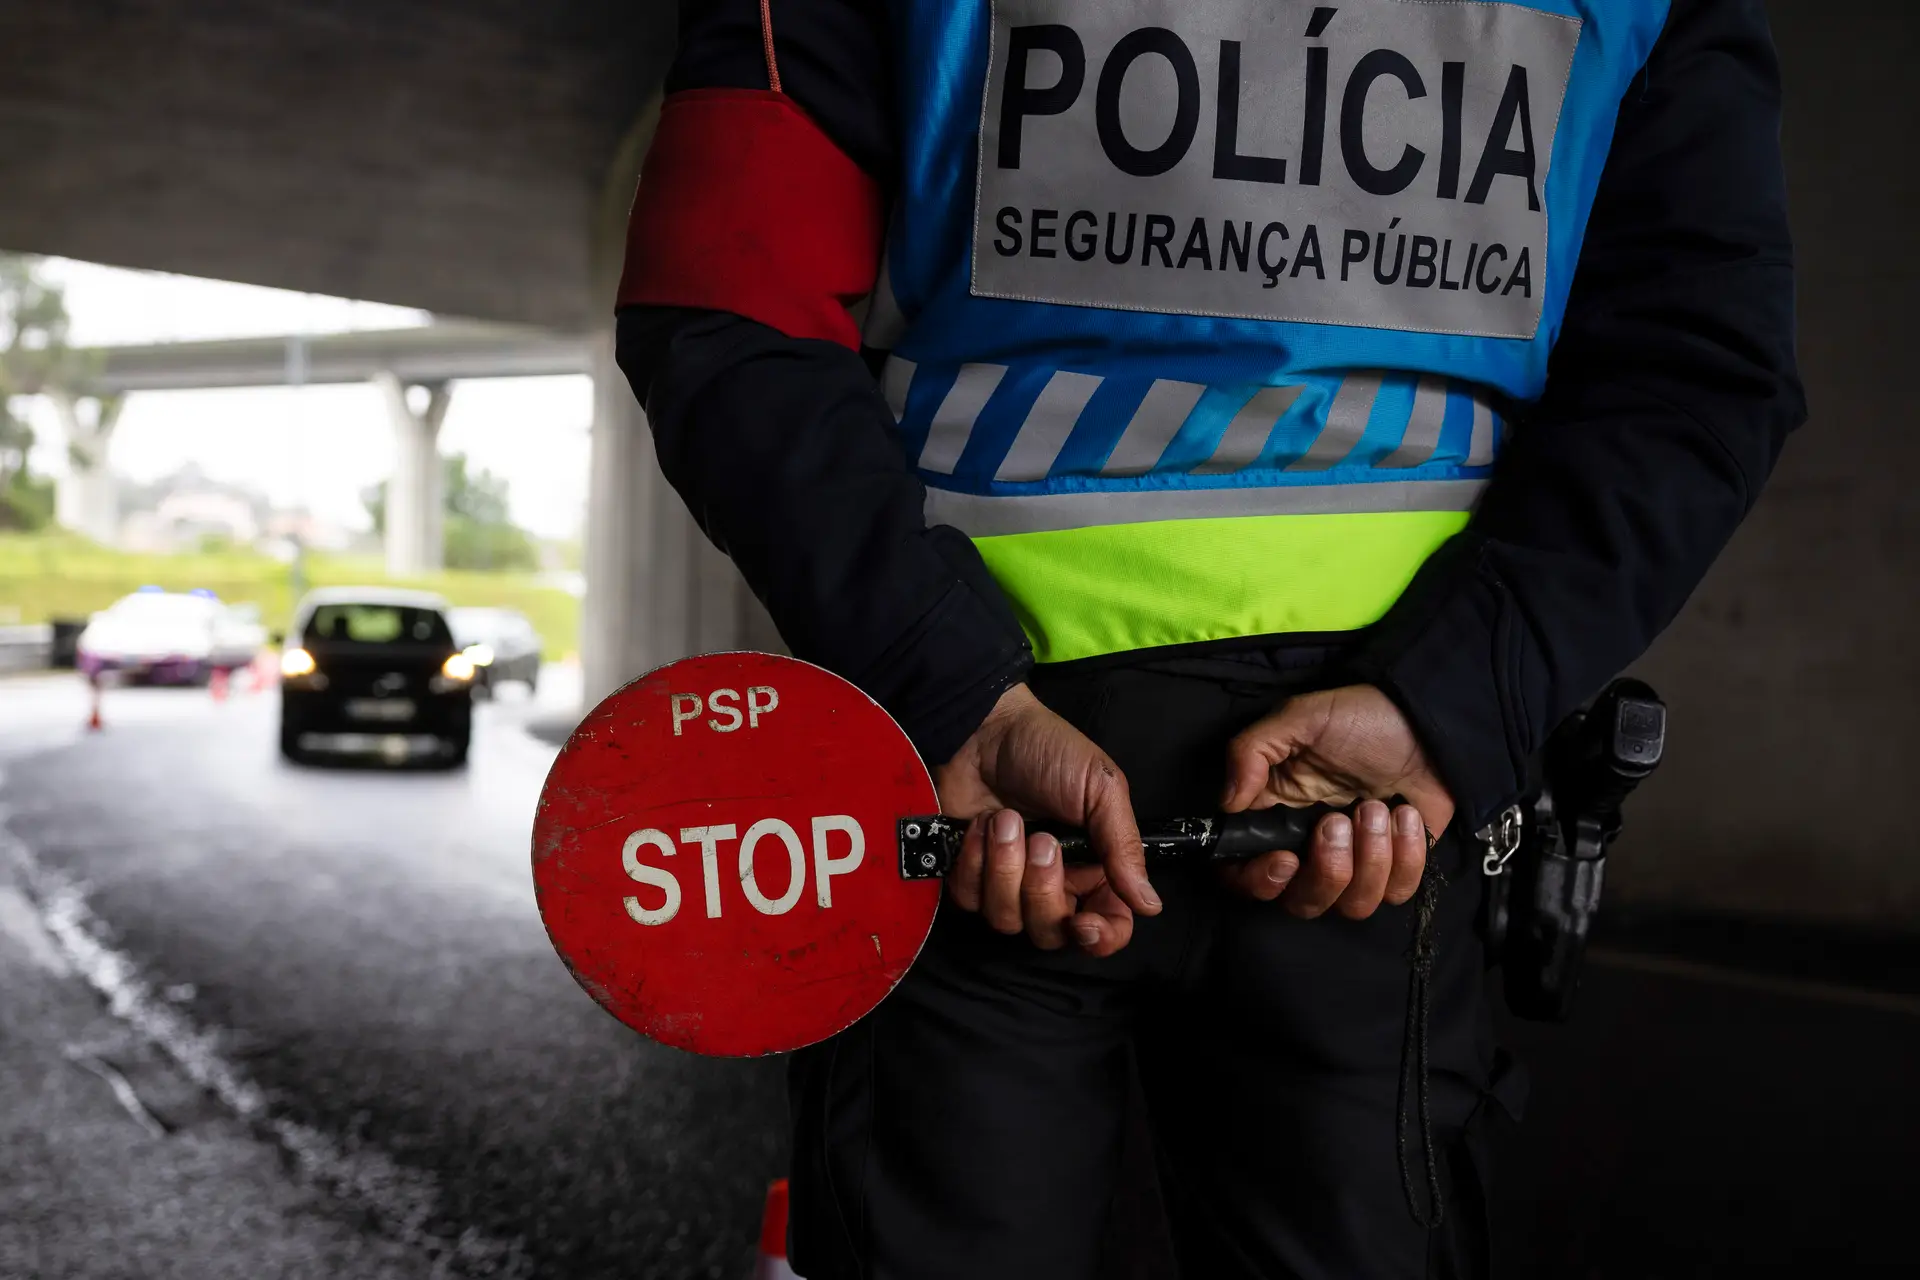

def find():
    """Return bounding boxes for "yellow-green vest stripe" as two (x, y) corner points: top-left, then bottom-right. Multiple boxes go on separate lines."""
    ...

(968, 509), (1473, 665)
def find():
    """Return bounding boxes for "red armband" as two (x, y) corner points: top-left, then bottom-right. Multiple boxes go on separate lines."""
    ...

(617, 89), (886, 350)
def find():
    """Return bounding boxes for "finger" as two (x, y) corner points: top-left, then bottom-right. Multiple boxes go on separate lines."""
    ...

(1283, 812), (1353, 919)
(1218, 848), (1299, 902)
(1383, 804), (1429, 906)
(1221, 694), (1330, 812)
(1069, 882), (1135, 958)
(1335, 800), (1394, 920)
(982, 809), (1028, 934)
(1084, 764), (1160, 918)
(1062, 862), (1110, 898)
(1021, 833), (1071, 950)
(945, 813), (989, 913)
(1220, 727), (1280, 813)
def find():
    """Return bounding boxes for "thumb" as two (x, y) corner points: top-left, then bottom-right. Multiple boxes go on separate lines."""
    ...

(1221, 692), (1333, 812)
(1084, 760), (1159, 918)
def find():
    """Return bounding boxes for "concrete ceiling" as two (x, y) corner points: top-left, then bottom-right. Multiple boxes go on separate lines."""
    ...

(0, 1), (673, 330)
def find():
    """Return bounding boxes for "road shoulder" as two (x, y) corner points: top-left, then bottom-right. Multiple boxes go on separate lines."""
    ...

(0, 854), (441, 1280)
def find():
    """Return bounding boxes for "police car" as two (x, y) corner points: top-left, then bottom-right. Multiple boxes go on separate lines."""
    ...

(76, 587), (266, 685)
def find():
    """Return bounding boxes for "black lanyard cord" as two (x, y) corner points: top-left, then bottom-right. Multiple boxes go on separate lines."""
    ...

(1397, 847), (1447, 1230)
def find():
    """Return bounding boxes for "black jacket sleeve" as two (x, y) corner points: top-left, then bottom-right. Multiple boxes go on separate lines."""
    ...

(617, 0), (1033, 768)
(1349, 0), (1807, 830)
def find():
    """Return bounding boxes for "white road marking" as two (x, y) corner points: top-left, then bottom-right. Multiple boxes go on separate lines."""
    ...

(0, 881), (71, 974)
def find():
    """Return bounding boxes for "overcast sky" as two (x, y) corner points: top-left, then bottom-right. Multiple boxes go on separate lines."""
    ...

(23, 258), (592, 540)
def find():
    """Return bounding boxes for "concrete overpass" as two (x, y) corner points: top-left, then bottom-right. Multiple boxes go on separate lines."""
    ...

(0, 0), (772, 710)
(1, 1), (1916, 924)
(83, 323), (592, 394)
(39, 322), (593, 579)
(0, 3), (670, 331)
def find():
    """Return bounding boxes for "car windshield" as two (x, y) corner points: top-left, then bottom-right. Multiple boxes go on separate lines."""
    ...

(304, 604), (452, 646)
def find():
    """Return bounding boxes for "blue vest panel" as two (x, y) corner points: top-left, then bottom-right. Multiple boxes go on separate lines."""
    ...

(870, 0), (1670, 514)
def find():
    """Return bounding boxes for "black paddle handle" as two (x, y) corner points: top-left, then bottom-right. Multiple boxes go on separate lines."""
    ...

(897, 804), (1360, 880)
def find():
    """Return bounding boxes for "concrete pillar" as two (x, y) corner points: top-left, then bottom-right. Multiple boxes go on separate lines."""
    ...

(50, 391), (122, 545)
(581, 328), (649, 699)
(376, 372), (451, 577)
(580, 93), (780, 707)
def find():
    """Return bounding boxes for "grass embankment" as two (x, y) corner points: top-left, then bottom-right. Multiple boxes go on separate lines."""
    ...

(0, 532), (580, 655)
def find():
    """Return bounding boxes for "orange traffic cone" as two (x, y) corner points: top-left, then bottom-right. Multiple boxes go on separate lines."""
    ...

(86, 676), (103, 731)
(210, 668), (229, 702)
(753, 1179), (801, 1280)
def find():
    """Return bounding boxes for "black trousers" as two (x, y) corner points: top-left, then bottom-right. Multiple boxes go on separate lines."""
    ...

(790, 649), (1517, 1280)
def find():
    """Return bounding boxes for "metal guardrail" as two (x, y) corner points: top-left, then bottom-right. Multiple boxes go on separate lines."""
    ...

(0, 624), (54, 674)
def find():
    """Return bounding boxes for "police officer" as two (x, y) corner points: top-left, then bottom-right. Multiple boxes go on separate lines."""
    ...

(615, 1), (1803, 1275)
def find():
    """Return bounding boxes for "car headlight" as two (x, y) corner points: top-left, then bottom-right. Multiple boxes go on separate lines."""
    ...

(463, 643), (495, 668)
(281, 648), (317, 678)
(441, 652), (477, 682)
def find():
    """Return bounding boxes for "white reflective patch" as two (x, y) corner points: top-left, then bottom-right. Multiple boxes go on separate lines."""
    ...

(863, 244), (909, 351)
(974, 0), (1581, 339)
(880, 355), (917, 422)
(1466, 394), (1499, 466)
(1290, 372), (1380, 471)
(1103, 379), (1207, 475)
(928, 477), (1487, 535)
(1377, 375), (1449, 469)
(1194, 384), (1303, 475)
(997, 370), (1103, 480)
(919, 363), (1007, 474)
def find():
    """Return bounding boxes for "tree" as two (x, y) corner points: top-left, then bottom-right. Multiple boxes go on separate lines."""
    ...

(362, 451), (539, 573)
(443, 453), (513, 527)
(0, 255), (72, 530)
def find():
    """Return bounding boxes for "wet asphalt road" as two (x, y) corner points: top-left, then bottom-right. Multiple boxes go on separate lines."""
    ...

(0, 674), (786, 1280)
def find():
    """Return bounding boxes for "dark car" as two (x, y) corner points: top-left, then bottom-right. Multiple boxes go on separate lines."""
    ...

(446, 606), (543, 697)
(278, 588), (475, 766)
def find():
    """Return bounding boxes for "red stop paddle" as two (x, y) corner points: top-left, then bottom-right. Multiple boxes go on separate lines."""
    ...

(532, 652), (942, 1057)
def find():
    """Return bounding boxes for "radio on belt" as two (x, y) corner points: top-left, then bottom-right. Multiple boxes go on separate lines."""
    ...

(532, 652), (1352, 1057)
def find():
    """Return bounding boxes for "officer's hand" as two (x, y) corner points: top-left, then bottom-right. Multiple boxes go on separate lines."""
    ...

(1219, 685), (1453, 919)
(935, 684), (1160, 957)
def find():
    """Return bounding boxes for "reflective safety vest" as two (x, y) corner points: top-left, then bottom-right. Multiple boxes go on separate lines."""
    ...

(862, 0), (1671, 664)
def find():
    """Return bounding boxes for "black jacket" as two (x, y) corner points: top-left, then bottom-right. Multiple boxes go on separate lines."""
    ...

(618, 0), (1804, 832)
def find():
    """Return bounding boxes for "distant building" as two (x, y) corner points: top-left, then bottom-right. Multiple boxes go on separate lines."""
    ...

(157, 489), (260, 543)
(261, 508), (356, 553)
(115, 464), (354, 554)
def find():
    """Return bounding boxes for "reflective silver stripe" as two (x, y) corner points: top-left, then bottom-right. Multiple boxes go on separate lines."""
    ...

(1377, 375), (1450, 469)
(880, 355), (916, 423)
(1102, 379), (1207, 476)
(1465, 395), (1499, 466)
(927, 479), (1488, 537)
(861, 245), (908, 351)
(1289, 373), (1381, 471)
(1194, 385), (1304, 476)
(918, 363), (1006, 475)
(996, 371), (1103, 482)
